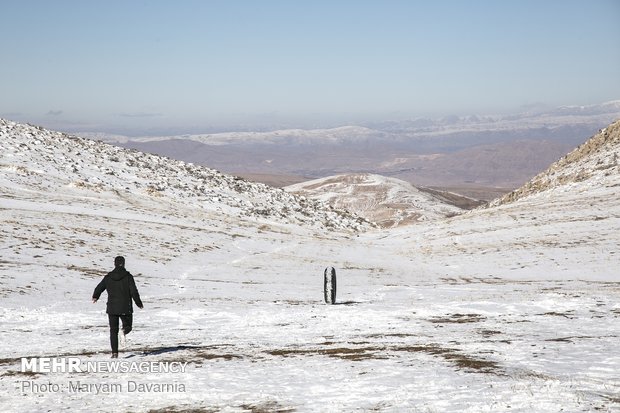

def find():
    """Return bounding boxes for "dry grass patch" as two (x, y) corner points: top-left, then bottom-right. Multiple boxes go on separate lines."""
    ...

(428, 313), (486, 324)
(267, 343), (501, 373)
(267, 346), (387, 361)
(392, 344), (500, 373)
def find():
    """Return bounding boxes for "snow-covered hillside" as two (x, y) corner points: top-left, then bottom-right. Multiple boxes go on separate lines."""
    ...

(1, 119), (619, 412)
(286, 173), (464, 228)
(0, 119), (368, 232)
(492, 120), (620, 206)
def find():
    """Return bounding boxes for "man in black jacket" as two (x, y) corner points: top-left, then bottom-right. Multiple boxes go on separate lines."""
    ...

(92, 256), (144, 358)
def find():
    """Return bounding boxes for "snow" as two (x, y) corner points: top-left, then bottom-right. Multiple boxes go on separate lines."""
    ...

(286, 173), (463, 227)
(1, 119), (619, 412)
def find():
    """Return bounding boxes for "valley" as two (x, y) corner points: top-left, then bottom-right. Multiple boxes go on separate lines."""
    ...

(0, 118), (618, 412)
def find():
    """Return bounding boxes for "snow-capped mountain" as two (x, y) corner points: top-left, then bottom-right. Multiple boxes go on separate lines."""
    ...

(83, 100), (620, 190)
(547, 100), (620, 117)
(286, 173), (465, 228)
(89, 125), (391, 146)
(364, 100), (620, 134)
(85, 100), (620, 146)
(1, 119), (619, 412)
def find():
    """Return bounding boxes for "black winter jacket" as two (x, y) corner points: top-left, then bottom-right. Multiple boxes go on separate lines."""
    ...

(93, 267), (143, 315)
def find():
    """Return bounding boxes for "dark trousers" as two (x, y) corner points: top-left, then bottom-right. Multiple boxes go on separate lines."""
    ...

(108, 314), (133, 353)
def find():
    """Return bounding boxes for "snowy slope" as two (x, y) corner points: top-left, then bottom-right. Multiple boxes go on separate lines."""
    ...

(492, 120), (620, 206)
(1, 119), (619, 412)
(403, 121), (620, 281)
(286, 173), (464, 228)
(0, 119), (368, 232)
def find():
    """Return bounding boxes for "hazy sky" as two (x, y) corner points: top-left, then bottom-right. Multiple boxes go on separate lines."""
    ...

(1, 0), (619, 134)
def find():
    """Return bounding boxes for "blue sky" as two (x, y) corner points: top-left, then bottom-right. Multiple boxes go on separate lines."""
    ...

(1, 0), (619, 134)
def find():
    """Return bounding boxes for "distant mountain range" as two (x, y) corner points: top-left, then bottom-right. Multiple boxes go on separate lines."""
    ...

(75, 100), (620, 196)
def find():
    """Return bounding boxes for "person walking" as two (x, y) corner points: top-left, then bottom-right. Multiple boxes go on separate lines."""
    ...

(92, 256), (144, 358)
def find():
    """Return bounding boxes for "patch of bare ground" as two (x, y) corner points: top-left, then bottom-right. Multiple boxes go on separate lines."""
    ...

(365, 333), (418, 339)
(442, 353), (500, 372)
(67, 264), (102, 278)
(391, 344), (500, 373)
(478, 329), (502, 338)
(146, 407), (218, 413)
(239, 401), (296, 413)
(538, 311), (576, 319)
(428, 313), (487, 324)
(267, 344), (501, 374)
(272, 300), (317, 306)
(178, 351), (243, 364)
(145, 401), (296, 413)
(511, 370), (557, 381)
(267, 346), (388, 361)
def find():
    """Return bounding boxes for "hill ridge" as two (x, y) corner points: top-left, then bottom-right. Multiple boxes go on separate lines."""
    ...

(491, 119), (620, 206)
(0, 118), (370, 232)
(286, 173), (464, 228)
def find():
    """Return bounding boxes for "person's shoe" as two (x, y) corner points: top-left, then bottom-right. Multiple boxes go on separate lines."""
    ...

(119, 330), (126, 348)
(111, 353), (118, 359)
